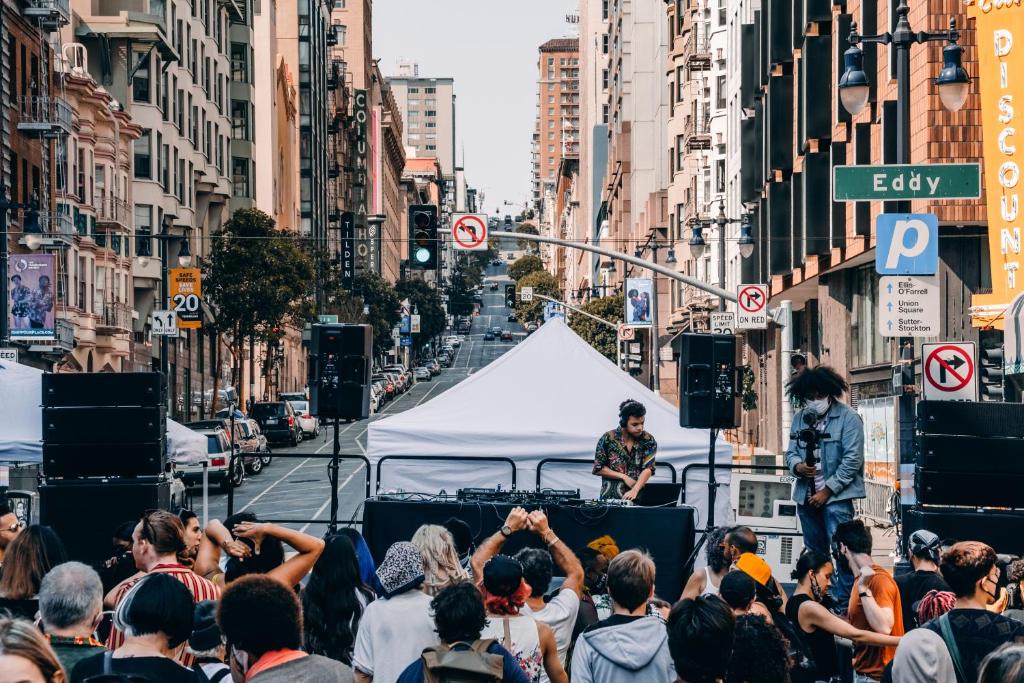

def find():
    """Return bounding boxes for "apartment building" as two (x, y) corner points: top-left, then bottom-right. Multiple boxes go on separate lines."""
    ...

(388, 63), (457, 183)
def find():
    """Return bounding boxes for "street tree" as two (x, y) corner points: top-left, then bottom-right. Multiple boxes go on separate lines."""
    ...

(514, 270), (562, 324)
(568, 294), (624, 361)
(507, 254), (543, 281)
(515, 222), (539, 251)
(322, 271), (401, 358)
(396, 279), (446, 346)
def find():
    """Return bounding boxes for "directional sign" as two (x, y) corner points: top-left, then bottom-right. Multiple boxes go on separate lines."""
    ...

(736, 284), (768, 329)
(710, 311), (736, 334)
(452, 213), (488, 251)
(400, 335), (413, 348)
(151, 309), (178, 336)
(833, 163), (981, 201)
(922, 342), (978, 401)
(876, 213), (939, 275)
(618, 324), (635, 341)
(878, 275), (940, 337)
(521, 287), (534, 302)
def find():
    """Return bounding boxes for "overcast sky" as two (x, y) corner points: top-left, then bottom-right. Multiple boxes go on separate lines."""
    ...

(373, 0), (577, 215)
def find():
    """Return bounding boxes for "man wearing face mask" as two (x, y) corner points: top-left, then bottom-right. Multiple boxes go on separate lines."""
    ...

(925, 541), (1024, 683)
(785, 366), (865, 609)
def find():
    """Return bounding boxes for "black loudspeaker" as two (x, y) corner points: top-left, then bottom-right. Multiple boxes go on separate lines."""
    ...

(678, 333), (740, 429)
(42, 372), (162, 407)
(916, 434), (1024, 475)
(40, 479), (170, 566)
(310, 324), (372, 420)
(904, 506), (1024, 556)
(916, 468), (1024, 508)
(43, 443), (165, 479)
(42, 407), (165, 444)
(917, 400), (1024, 438)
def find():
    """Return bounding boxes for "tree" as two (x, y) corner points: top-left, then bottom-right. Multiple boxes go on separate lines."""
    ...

(508, 254), (544, 281)
(568, 294), (624, 361)
(396, 279), (446, 346)
(514, 270), (562, 324)
(320, 271), (400, 359)
(515, 222), (539, 251)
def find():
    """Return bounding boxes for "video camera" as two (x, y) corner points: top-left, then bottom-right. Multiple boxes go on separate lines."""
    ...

(790, 412), (829, 497)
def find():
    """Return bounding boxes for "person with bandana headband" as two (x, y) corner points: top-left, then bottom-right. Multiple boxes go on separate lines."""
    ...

(785, 366), (865, 609)
(924, 542), (1024, 683)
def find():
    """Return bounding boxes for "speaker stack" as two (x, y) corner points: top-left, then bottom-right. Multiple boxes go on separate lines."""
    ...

(39, 373), (170, 567)
(907, 400), (1024, 555)
(678, 333), (741, 429)
(310, 324), (372, 420)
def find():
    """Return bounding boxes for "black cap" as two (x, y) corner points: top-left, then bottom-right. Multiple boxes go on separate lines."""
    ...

(189, 600), (222, 652)
(443, 517), (473, 557)
(483, 555), (523, 597)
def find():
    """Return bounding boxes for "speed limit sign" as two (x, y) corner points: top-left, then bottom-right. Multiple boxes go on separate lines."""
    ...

(709, 312), (736, 334)
(170, 268), (203, 329)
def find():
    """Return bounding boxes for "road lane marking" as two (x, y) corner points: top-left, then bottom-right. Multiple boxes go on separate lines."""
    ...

(298, 463), (366, 533)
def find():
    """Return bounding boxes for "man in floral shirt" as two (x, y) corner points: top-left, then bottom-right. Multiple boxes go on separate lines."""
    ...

(593, 400), (657, 501)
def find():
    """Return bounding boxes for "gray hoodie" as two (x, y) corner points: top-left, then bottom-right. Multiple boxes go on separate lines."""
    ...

(569, 615), (676, 683)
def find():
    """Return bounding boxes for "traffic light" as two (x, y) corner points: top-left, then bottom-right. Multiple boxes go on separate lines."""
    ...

(408, 205), (438, 269)
(979, 333), (1004, 402)
(505, 284), (516, 308)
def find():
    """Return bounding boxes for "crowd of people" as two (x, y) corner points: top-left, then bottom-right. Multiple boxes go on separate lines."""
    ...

(1, 499), (1024, 683)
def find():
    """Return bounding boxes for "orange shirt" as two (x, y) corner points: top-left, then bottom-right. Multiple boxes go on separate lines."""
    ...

(847, 565), (904, 680)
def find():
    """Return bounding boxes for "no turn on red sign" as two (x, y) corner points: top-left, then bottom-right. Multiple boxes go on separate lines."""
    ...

(922, 342), (978, 402)
(452, 213), (488, 251)
(736, 284), (768, 330)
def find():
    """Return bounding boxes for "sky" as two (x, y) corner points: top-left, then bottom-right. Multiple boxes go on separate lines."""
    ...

(373, 0), (577, 216)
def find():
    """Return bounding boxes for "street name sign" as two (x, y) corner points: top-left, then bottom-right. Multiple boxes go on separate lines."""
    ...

(736, 284), (768, 330)
(152, 309), (178, 336)
(878, 275), (940, 337)
(521, 287), (534, 302)
(452, 213), (488, 251)
(318, 314), (339, 324)
(0, 348), (18, 363)
(876, 213), (939, 275)
(833, 163), (981, 201)
(710, 311), (736, 334)
(922, 342), (978, 401)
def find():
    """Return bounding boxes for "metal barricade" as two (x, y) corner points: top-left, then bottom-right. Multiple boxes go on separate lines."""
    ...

(854, 478), (896, 526)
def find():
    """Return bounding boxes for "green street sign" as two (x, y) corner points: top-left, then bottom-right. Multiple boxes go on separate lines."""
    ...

(318, 314), (339, 324)
(833, 163), (981, 202)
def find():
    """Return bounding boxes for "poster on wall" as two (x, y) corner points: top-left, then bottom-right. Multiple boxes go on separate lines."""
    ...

(624, 278), (653, 326)
(7, 253), (55, 340)
(854, 396), (896, 487)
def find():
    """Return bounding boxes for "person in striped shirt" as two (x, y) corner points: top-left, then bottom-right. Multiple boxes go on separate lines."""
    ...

(106, 510), (220, 664)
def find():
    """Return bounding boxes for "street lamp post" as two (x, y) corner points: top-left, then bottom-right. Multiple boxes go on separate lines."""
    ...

(688, 200), (754, 312)
(837, 1), (970, 518)
(635, 241), (677, 393)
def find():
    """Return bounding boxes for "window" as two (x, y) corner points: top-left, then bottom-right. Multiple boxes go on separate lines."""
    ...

(161, 143), (169, 190)
(332, 0), (344, 7)
(716, 75), (726, 109)
(231, 100), (249, 140)
(548, 144), (555, 153)
(134, 130), (152, 179)
(675, 135), (684, 171)
(425, 110), (436, 117)
(602, 68), (609, 90)
(232, 157), (249, 197)
(408, 110), (419, 119)
(548, 107), (555, 116)
(548, 131), (555, 140)
(408, 87), (419, 93)
(676, 66), (686, 101)
(548, 95), (555, 104)
(231, 42), (247, 82)
(716, 159), (726, 194)
(718, 0), (726, 24)
(426, 144), (436, 150)
(177, 157), (185, 203)
(425, 122), (436, 128)
(850, 265), (885, 367)
(425, 86), (436, 94)
(602, 34), (609, 54)
(135, 204), (152, 255)
(132, 51), (151, 103)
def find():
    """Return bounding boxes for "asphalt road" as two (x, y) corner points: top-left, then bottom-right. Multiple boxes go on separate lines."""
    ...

(202, 261), (524, 533)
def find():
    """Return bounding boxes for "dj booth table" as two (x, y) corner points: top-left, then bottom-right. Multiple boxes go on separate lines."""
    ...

(363, 498), (696, 601)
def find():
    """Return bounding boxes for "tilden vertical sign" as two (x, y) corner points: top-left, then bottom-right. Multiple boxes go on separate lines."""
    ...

(968, 1), (1024, 327)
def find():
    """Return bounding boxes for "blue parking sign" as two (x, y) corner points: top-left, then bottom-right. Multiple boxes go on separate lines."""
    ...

(876, 213), (939, 275)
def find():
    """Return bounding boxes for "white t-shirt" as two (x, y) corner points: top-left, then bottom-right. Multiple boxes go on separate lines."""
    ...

(352, 589), (438, 683)
(520, 588), (580, 680)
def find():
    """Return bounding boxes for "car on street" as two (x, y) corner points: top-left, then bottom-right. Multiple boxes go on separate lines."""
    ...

(235, 419), (269, 474)
(507, 314), (516, 322)
(384, 372), (405, 394)
(279, 391), (307, 404)
(422, 359), (441, 376)
(507, 252), (515, 259)
(413, 366), (432, 381)
(250, 401), (302, 446)
(500, 330), (513, 342)
(444, 336), (461, 348)
(372, 374), (396, 398)
(489, 282), (499, 291)
(288, 400), (320, 438)
(437, 352), (453, 367)
(525, 321), (538, 333)
(491, 259), (503, 266)
(383, 365), (412, 391)
(176, 428), (245, 492)
(490, 326), (503, 336)
(483, 331), (496, 341)
(245, 419), (271, 467)
(504, 215), (513, 229)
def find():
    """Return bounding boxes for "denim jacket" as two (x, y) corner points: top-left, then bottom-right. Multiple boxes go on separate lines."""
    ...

(784, 400), (865, 503)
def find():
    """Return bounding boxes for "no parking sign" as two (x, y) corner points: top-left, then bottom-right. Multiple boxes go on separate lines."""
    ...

(922, 342), (978, 402)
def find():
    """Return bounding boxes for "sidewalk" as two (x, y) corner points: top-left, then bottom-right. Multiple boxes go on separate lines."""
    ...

(870, 521), (899, 570)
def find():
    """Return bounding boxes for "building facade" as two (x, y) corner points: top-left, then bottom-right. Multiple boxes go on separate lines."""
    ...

(388, 64), (456, 183)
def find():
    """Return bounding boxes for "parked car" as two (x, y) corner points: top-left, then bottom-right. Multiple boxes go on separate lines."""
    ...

(507, 314), (516, 322)
(279, 391), (307, 403)
(421, 359), (441, 376)
(483, 331), (496, 341)
(246, 419), (272, 467)
(372, 374), (396, 397)
(176, 428), (245, 492)
(500, 330), (513, 342)
(235, 420), (267, 474)
(384, 365), (412, 390)
(525, 322), (538, 333)
(492, 259), (503, 266)
(370, 385), (382, 413)
(413, 366), (432, 381)
(437, 353), (453, 367)
(250, 401), (302, 446)
(384, 372), (405, 394)
(288, 400), (320, 438)
(444, 336), (461, 348)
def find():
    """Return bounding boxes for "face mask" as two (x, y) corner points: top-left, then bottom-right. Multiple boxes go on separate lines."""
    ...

(810, 574), (825, 602)
(805, 398), (830, 416)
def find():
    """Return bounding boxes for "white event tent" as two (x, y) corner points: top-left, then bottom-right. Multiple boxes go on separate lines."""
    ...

(0, 360), (207, 466)
(368, 318), (733, 528)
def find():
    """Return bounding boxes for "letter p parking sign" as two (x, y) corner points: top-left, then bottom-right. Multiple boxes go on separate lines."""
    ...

(875, 213), (939, 276)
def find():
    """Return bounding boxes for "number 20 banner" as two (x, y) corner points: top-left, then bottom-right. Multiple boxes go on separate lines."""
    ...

(169, 267), (203, 329)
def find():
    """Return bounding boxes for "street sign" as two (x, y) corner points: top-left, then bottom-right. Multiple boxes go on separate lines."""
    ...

(400, 335), (412, 347)
(411, 314), (421, 334)
(318, 314), (339, 324)
(710, 311), (736, 334)
(521, 287), (534, 302)
(878, 275), (940, 337)
(152, 309), (178, 336)
(833, 163), (981, 201)
(922, 342), (978, 401)
(452, 213), (488, 251)
(391, 326), (400, 341)
(659, 345), (674, 362)
(169, 267), (203, 329)
(400, 314), (411, 334)
(0, 348), (18, 363)
(736, 284), (768, 329)
(876, 213), (939, 275)
(617, 324), (635, 341)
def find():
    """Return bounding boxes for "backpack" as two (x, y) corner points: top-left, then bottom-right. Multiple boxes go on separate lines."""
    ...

(420, 639), (505, 683)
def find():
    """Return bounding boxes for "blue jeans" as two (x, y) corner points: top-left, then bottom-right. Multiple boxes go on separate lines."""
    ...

(797, 499), (855, 608)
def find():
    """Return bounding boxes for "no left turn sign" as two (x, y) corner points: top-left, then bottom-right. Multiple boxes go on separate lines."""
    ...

(736, 283), (768, 330)
(922, 342), (978, 401)
(453, 213), (488, 251)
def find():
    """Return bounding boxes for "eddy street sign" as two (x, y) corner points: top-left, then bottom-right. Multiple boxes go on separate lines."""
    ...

(878, 275), (940, 337)
(833, 164), (981, 202)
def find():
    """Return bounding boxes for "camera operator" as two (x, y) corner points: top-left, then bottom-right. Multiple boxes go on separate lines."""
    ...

(785, 366), (865, 610)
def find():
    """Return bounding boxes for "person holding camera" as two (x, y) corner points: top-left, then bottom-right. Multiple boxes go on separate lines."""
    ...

(785, 366), (865, 609)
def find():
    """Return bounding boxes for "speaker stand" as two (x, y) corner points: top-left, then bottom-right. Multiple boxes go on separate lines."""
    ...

(683, 427), (721, 575)
(328, 416), (341, 534)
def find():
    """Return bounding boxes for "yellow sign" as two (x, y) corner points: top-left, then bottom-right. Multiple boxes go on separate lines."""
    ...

(970, 1), (1024, 327)
(169, 267), (203, 329)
